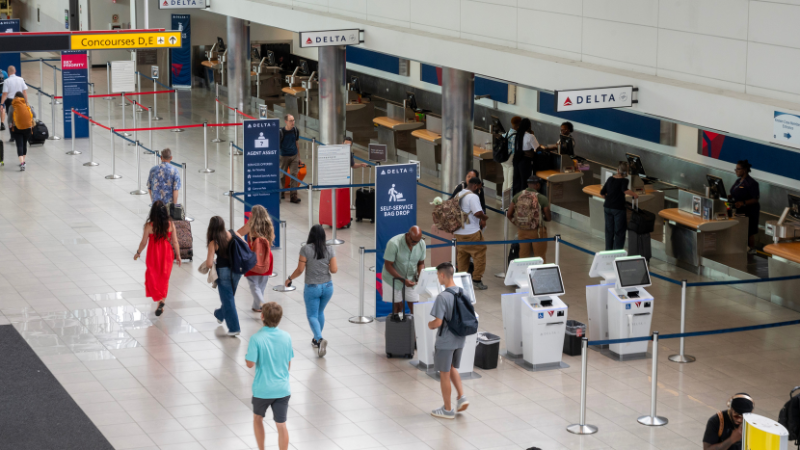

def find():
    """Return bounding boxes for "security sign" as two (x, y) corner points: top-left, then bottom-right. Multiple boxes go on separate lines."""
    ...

(71, 32), (182, 50)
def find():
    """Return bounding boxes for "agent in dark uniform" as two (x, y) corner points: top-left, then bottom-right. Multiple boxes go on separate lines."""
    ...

(729, 160), (760, 254)
(545, 121), (577, 157)
(702, 393), (754, 450)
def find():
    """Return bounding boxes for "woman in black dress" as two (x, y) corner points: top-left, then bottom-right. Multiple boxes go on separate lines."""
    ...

(512, 119), (547, 195)
(729, 160), (760, 254)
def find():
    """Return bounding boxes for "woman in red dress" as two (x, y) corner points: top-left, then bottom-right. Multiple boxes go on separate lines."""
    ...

(134, 201), (182, 316)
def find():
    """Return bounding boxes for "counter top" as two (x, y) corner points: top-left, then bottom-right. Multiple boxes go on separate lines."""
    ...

(201, 60), (220, 68)
(373, 116), (424, 131)
(765, 242), (800, 264)
(411, 129), (442, 144)
(536, 169), (584, 183)
(474, 146), (492, 159)
(282, 86), (306, 96)
(659, 208), (741, 232)
(583, 184), (658, 203)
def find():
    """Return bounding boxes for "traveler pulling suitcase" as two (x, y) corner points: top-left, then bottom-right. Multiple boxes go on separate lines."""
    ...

(385, 279), (415, 359)
(172, 220), (193, 261)
(627, 199), (652, 262)
(319, 187), (351, 229)
(355, 165), (375, 223)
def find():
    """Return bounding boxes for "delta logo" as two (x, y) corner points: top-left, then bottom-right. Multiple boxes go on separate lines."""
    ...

(163, 0), (199, 6)
(635, 302), (642, 308)
(548, 311), (554, 317)
(563, 97), (573, 106)
(564, 93), (619, 106)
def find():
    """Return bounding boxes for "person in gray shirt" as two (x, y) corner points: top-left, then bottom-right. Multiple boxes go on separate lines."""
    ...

(286, 225), (337, 357)
(428, 262), (470, 419)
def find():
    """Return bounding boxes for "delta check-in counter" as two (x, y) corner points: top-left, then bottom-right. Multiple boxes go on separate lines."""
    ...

(373, 103), (423, 162)
(583, 183), (665, 243)
(536, 152), (584, 211)
(764, 241), (800, 311)
(345, 91), (377, 144)
(413, 116), (442, 177)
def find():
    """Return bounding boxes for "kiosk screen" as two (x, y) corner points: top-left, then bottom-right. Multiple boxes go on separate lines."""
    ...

(616, 258), (651, 288)
(789, 194), (800, 221)
(529, 267), (565, 297)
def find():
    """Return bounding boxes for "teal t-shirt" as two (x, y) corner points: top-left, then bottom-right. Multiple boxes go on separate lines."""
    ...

(245, 326), (294, 399)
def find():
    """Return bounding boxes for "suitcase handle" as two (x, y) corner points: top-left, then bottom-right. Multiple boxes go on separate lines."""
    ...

(391, 277), (408, 322)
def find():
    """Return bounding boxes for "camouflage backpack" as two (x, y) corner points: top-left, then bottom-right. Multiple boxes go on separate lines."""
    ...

(511, 190), (541, 230)
(432, 191), (475, 233)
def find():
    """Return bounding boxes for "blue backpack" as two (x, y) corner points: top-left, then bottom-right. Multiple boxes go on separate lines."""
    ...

(228, 230), (257, 274)
(441, 287), (479, 337)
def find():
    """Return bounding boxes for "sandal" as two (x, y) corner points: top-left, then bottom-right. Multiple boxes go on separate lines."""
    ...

(155, 301), (165, 317)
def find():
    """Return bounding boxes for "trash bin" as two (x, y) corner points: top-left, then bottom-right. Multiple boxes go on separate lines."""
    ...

(474, 332), (501, 370)
(563, 320), (585, 356)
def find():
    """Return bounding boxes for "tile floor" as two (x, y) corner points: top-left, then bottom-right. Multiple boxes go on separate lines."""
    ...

(2, 57), (800, 450)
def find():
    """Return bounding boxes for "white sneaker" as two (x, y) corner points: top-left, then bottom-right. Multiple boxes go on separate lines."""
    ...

(318, 338), (327, 357)
(456, 396), (469, 412)
(227, 331), (240, 337)
(431, 406), (455, 419)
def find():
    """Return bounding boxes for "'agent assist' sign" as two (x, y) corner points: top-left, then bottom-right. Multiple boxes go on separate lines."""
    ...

(299, 29), (362, 48)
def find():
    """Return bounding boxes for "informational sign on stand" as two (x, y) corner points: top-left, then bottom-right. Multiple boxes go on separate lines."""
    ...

(375, 163), (418, 317)
(170, 15), (191, 88)
(0, 19), (21, 76)
(317, 145), (351, 186)
(61, 50), (89, 139)
(243, 119), (281, 247)
(111, 60), (135, 93)
(368, 143), (387, 162)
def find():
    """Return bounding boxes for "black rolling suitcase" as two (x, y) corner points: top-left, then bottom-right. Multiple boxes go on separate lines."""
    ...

(627, 199), (653, 262)
(355, 166), (375, 223)
(385, 279), (415, 359)
(29, 121), (49, 146)
(0, 140), (4, 166)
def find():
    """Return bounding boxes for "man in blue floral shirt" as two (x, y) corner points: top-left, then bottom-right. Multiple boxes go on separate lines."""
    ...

(147, 148), (181, 205)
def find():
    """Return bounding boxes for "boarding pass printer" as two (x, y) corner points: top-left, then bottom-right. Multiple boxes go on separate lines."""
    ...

(585, 250), (627, 348)
(501, 257), (543, 358)
(519, 264), (569, 370)
(607, 256), (654, 360)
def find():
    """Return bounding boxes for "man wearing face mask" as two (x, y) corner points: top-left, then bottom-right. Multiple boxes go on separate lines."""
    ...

(702, 393), (754, 450)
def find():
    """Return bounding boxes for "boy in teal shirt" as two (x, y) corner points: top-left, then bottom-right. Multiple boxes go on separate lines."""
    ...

(246, 302), (294, 450)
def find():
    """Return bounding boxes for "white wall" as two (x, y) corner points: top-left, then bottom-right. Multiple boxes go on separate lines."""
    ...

(13, 0), (69, 33)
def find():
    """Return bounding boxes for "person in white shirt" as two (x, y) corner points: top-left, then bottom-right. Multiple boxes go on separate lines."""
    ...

(1, 66), (28, 135)
(454, 177), (490, 290)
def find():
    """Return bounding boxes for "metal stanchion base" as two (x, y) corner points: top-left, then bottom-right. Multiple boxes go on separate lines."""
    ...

(171, 129), (184, 133)
(223, 191), (231, 197)
(211, 138), (225, 143)
(130, 189), (147, 195)
(48, 136), (62, 140)
(348, 316), (374, 324)
(668, 354), (696, 363)
(127, 142), (136, 146)
(369, 266), (375, 272)
(350, 205), (356, 211)
(326, 238), (345, 246)
(120, 132), (132, 137)
(83, 161), (100, 167)
(269, 273), (278, 278)
(55, 100), (62, 105)
(152, 116), (163, 121)
(637, 415), (668, 426)
(494, 272), (506, 278)
(65, 151), (82, 155)
(272, 285), (296, 292)
(232, 150), (243, 155)
(105, 174), (122, 179)
(567, 424), (598, 435)
(199, 168), (215, 174)
(185, 217), (194, 223)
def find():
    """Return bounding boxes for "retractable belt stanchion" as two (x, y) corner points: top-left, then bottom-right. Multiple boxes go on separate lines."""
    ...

(567, 338), (598, 435)
(200, 122), (214, 173)
(311, 138), (316, 185)
(148, 109), (153, 150)
(669, 281), (696, 363)
(224, 142), (233, 196)
(233, 109), (242, 154)
(89, 84), (95, 117)
(555, 234), (561, 266)
(37, 88), (43, 122)
(495, 208), (509, 278)
(211, 84), (223, 143)
(273, 221), (296, 292)
(326, 188), (345, 246)
(128, 100), (137, 145)
(119, 93), (131, 137)
(171, 90), (183, 132)
(130, 141), (147, 195)
(83, 116), (99, 166)
(350, 166), (356, 211)
(53, 65), (61, 105)
(39, 58), (44, 98)
(104, 62), (113, 100)
(152, 86), (162, 121)
(182, 163), (194, 222)
(349, 247), (374, 324)
(48, 91), (61, 140)
(66, 109), (81, 155)
(105, 127), (122, 179)
(451, 239), (457, 266)
(638, 332), (668, 426)
(136, 73), (142, 111)
(307, 184), (314, 233)
(228, 190), (234, 229)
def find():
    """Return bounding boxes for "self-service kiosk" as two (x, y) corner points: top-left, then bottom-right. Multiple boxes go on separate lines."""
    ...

(585, 250), (627, 347)
(519, 264), (569, 371)
(413, 269), (481, 379)
(607, 256), (654, 360)
(501, 257), (543, 358)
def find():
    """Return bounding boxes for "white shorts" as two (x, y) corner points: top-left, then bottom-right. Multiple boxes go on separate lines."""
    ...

(382, 280), (420, 303)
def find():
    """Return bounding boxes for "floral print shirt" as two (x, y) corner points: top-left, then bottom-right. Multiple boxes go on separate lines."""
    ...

(147, 162), (181, 204)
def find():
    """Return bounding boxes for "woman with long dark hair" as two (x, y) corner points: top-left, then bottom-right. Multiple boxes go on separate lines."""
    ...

(511, 119), (547, 195)
(285, 225), (338, 357)
(206, 216), (243, 336)
(134, 201), (181, 316)
(729, 160), (761, 254)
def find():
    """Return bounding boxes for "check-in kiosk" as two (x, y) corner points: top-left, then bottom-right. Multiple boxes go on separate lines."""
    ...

(519, 264), (569, 371)
(501, 257), (543, 358)
(607, 256), (654, 360)
(765, 194), (800, 312)
(585, 250), (627, 347)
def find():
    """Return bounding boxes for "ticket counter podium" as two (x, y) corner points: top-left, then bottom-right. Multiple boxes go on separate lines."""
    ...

(413, 269), (481, 379)
(518, 264), (569, 371)
(742, 413), (790, 450)
(585, 250), (627, 349)
(501, 257), (543, 358)
(607, 256), (655, 360)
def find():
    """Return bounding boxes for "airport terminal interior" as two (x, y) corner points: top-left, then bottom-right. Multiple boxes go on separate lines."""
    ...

(3, 1), (800, 449)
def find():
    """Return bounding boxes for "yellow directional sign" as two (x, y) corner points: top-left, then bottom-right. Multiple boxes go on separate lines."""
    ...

(71, 32), (182, 50)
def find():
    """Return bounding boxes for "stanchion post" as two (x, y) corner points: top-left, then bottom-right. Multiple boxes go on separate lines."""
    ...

(171, 90), (184, 132)
(48, 90), (61, 140)
(152, 87), (162, 121)
(229, 190), (235, 229)
(105, 127), (122, 179)
(451, 239), (457, 265)
(119, 93), (131, 137)
(128, 100), (137, 145)
(273, 221), (297, 292)
(638, 332), (668, 426)
(669, 281), (696, 363)
(555, 234), (561, 266)
(89, 83), (95, 117)
(37, 88), (42, 121)
(148, 109), (153, 150)
(39, 58), (44, 99)
(307, 184), (314, 232)
(182, 163), (194, 222)
(567, 337), (598, 435)
(311, 138), (317, 185)
(327, 188), (345, 246)
(200, 122), (214, 173)
(66, 109), (81, 155)
(349, 247), (374, 324)
(130, 141), (147, 195)
(211, 84), (223, 143)
(104, 62), (113, 100)
(495, 208), (508, 278)
(83, 115), (99, 166)
(234, 109), (239, 150)
(53, 65), (61, 105)
(224, 142), (233, 196)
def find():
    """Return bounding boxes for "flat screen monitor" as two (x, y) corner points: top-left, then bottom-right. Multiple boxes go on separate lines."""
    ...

(491, 116), (506, 135)
(789, 194), (800, 221)
(588, 250), (627, 280)
(614, 257), (651, 289)
(453, 273), (477, 304)
(299, 59), (310, 75)
(626, 153), (646, 178)
(216, 37), (226, 52)
(266, 50), (276, 66)
(414, 267), (441, 299)
(528, 264), (565, 297)
(503, 257), (543, 287)
(405, 91), (418, 111)
(707, 175), (728, 202)
(349, 76), (361, 94)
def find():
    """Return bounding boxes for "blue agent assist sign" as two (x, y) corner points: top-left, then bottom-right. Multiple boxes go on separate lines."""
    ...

(375, 163), (417, 317)
(0, 19), (21, 77)
(170, 15), (191, 88)
(243, 119), (281, 247)
(61, 51), (89, 139)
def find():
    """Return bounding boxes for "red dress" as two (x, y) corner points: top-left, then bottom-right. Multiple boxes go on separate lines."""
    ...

(145, 232), (173, 301)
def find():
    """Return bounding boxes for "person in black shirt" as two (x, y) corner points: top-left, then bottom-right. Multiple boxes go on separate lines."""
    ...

(728, 160), (760, 254)
(601, 161), (638, 250)
(545, 122), (577, 157)
(702, 393), (754, 450)
(451, 169), (486, 214)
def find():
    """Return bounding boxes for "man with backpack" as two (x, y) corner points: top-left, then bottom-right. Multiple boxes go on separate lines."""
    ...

(702, 393), (754, 450)
(428, 262), (477, 419)
(507, 175), (551, 261)
(454, 177), (490, 290)
(280, 114), (301, 204)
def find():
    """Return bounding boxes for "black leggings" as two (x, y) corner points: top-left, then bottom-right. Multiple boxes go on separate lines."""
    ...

(12, 128), (32, 157)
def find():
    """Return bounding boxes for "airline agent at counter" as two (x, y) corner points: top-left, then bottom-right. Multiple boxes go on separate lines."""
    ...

(729, 160), (760, 254)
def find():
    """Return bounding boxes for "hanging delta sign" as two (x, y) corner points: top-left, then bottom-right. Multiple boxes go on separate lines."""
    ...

(554, 85), (635, 112)
(299, 29), (362, 48)
(159, 0), (206, 9)
(71, 32), (181, 50)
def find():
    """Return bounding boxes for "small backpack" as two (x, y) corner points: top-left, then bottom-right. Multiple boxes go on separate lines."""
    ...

(279, 127), (299, 144)
(778, 388), (800, 445)
(511, 190), (541, 230)
(432, 191), (474, 234)
(228, 230), (258, 274)
(440, 287), (478, 337)
(492, 134), (509, 163)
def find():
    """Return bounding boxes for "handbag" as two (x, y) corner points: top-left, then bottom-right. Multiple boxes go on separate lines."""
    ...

(167, 202), (185, 221)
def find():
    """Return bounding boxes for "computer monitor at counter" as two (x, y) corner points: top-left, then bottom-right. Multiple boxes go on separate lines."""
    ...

(626, 153), (646, 179)
(614, 257), (652, 289)
(707, 175), (728, 202)
(789, 194), (800, 221)
(405, 91), (418, 111)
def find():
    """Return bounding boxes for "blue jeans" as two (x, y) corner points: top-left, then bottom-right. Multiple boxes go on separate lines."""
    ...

(214, 266), (242, 333)
(303, 281), (333, 341)
(604, 207), (627, 251)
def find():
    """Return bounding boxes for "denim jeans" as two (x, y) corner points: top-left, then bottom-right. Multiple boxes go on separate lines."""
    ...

(303, 281), (333, 341)
(214, 266), (242, 333)
(248, 275), (269, 310)
(604, 207), (627, 251)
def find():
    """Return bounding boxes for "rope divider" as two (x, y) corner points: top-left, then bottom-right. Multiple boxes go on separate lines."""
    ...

(115, 123), (205, 133)
(113, 131), (136, 145)
(280, 169), (308, 186)
(21, 58), (60, 63)
(87, 89), (175, 99)
(72, 110), (111, 131)
(649, 272), (684, 286)
(421, 230), (450, 243)
(589, 336), (652, 346)
(26, 85), (52, 98)
(428, 243), (453, 249)
(456, 237), (555, 246)
(315, 183), (375, 190)
(558, 239), (596, 256)
(215, 98), (258, 120)
(365, 249), (377, 254)
(686, 274), (800, 287)
(659, 319), (800, 340)
(134, 72), (172, 90)
(42, 62), (62, 71)
(353, 155), (377, 166)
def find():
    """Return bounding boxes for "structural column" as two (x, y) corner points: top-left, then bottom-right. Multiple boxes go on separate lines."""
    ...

(318, 46), (346, 146)
(441, 67), (474, 192)
(226, 17), (251, 115)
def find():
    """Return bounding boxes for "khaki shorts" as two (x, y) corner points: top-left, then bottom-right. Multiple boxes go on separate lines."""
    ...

(382, 280), (420, 303)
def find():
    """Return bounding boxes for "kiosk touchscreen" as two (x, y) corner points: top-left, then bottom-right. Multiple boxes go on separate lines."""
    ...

(519, 264), (569, 370)
(504, 257), (544, 290)
(607, 257), (654, 359)
(586, 250), (627, 345)
(502, 257), (543, 359)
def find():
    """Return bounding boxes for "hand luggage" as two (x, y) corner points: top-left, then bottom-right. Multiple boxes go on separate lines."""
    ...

(172, 220), (193, 261)
(319, 187), (351, 229)
(0, 140), (3, 166)
(167, 203), (185, 221)
(283, 161), (307, 188)
(355, 166), (375, 222)
(627, 230), (652, 263)
(508, 243), (520, 265)
(385, 279), (415, 359)
(29, 121), (48, 145)
(627, 198), (656, 234)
